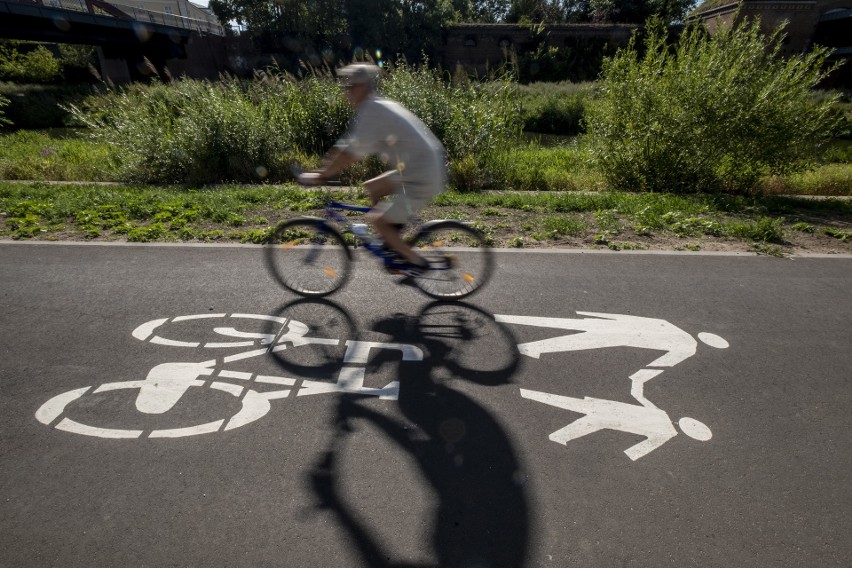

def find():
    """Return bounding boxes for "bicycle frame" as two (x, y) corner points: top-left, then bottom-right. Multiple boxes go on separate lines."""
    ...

(319, 201), (418, 272)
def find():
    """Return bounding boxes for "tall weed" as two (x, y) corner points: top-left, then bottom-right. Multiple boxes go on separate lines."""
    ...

(69, 65), (520, 188)
(381, 64), (521, 190)
(69, 76), (348, 184)
(516, 82), (593, 135)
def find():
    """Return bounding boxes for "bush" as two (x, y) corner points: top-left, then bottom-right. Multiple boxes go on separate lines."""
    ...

(69, 65), (521, 188)
(0, 43), (61, 84)
(68, 75), (349, 184)
(0, 83), (95, 129)
(381, 63), (521, 190)
(585, 18), (843, 194)
(0, 93), (9, 126)
(516, 81), (593, 135)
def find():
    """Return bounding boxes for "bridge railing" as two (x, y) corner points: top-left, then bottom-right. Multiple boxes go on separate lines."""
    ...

(30, 0), (225, 35)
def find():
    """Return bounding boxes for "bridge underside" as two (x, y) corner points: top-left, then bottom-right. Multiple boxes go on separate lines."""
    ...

(0, 0), (209, 81)
(0, 1), (190, 56)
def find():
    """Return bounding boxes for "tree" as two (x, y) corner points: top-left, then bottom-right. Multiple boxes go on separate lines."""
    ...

(577, 0), (696, 24)
(460, 0), (512, 22)
(0, 42), (61, 83)
(506, 0), (697, 24)
(209, 0), (451, 65)
(506, 0), (564, 23)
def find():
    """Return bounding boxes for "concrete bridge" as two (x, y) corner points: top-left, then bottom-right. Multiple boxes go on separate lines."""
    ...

(0, 0), (226, 82)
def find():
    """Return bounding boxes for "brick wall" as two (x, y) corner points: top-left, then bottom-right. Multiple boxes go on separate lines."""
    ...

(695, 1), (850, 53)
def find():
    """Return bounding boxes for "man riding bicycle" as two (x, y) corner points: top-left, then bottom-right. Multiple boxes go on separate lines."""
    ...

(297, 63), (449, 277)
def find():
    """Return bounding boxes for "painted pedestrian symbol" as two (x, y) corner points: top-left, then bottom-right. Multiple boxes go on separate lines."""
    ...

(496, 312), (728, 460)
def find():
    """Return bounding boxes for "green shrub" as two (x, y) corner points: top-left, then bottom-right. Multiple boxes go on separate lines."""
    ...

(69, 76), (343, 184)
(381, 63), (521, 191)
(0, 43), (61, 84)
(0, 93), (9, 126)
(517, 81), (593, 135)
(0, 83), (95, 129)
(586, 18), (843, 194)
(69, 65), (521, 188)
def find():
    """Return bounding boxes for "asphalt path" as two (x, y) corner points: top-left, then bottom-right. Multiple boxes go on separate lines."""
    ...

(1, 242), (850, 567)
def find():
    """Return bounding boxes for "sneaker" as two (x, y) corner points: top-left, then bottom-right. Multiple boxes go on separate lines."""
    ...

(378, 243), (399, 259)
(398, 258), (430, 277)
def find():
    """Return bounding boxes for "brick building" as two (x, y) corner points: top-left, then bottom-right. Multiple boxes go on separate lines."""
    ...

(693, 1), (851, 84)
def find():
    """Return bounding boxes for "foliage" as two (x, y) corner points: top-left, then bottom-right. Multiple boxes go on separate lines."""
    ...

(0, 43), (61, 84)
(66, 65), (520, 187)
(56, 44), (99, 83)
(380, 63), (521, 190)
(210, 0), (452, 66)
(691, 0), (734, 14)
(495, 139), (601, 190)
(506, 0), (564, 22)
(509, 0), (696, 23)
(507, 22), (619, 83)
(516, 81), (593, 133)
(576, 0), (696, 24)
(0, 93), (9, 127)
(0, 129), (117, 181)
(0, 83), (95, 129)
(585, 18), (843, 194)
(67, 75), (346, 184)
(452, 0), (513, 22)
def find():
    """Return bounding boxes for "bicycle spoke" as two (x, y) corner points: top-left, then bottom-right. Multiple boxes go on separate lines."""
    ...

(409, 221), (493, 299)
(265, 220), (351, 297)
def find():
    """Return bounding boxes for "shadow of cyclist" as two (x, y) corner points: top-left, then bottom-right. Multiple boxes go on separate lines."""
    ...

(306, 301), (531, 568)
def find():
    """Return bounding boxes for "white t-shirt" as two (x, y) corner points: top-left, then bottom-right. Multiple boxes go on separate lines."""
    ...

(336, 96), (447, 187)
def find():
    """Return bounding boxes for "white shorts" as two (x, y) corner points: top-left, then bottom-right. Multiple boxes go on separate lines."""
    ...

(373, 170), (445, 224)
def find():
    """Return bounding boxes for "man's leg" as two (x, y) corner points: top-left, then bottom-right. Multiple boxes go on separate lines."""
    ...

(362, 170), (397, 207)
(363, 171), (424, 265)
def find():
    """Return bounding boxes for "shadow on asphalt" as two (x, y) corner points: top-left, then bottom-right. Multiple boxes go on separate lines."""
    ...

(266, 300), (531, 568)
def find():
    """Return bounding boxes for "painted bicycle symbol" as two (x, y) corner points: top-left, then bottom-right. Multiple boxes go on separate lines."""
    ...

(36, 313), (422, 439)
(35, 309), (729, 462)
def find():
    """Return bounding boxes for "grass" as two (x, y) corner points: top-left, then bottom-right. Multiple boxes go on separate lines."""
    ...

(2, 128), (849, 197)
(0, 182), (354, 242)
(1, 127), (850, 197)
(0, 129), (118, 181)
(2, 181), (850, 254)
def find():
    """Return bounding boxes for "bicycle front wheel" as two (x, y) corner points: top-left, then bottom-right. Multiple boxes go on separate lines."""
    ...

(408, 220), (494, 300)
(265, 218), (351, 297)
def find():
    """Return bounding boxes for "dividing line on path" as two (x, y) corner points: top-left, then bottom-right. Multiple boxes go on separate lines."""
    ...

(4, 239), (852, 257)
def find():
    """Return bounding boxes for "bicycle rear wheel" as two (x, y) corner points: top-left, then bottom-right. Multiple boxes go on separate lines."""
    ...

(265, 218), (351, 297)
(408, 220), (494, 300)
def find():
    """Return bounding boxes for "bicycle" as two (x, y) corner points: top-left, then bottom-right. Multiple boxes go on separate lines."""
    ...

(264, 200), (494, 299)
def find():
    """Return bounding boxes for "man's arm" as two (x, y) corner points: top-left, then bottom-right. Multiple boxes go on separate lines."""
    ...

(299, 148), (358, 186)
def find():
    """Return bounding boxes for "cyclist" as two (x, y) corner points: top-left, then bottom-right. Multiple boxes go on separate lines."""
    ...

(297, 63), (449, 277)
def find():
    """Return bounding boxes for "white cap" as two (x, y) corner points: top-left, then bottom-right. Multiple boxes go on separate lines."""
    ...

(337, 63), (380, 88)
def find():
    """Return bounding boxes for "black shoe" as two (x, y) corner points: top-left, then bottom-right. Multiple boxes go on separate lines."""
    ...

(399, 258), (430, 277)
(379, 243), (399, 259)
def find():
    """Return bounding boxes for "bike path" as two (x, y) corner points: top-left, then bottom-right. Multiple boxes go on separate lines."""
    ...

(1, 243), (850, 567)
